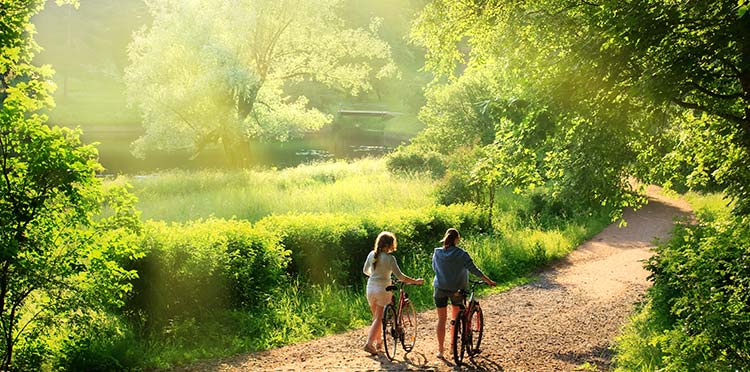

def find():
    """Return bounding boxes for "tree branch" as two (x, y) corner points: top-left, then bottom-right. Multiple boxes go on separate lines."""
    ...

(11, 291), (42, 347)
(671, 98), (746, 125)
(0, 71), (9, 110)
(160, 102), (198, 131)
(721, 58), (741, 77)
(689, 82), (742, 100)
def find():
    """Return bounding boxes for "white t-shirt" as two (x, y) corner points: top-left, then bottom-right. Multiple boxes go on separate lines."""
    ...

(362, 251), (407, 290)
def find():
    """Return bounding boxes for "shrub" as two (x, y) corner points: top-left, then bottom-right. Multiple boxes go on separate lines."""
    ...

(255, 214), (373, 285)
(255, 204), (488, 285)
(434, 170), (475, 205)
(386, 146), (446, 178)
(54, 316), (139, 372)
(125, 219), (289, 331)
(615, 214), (750, 371)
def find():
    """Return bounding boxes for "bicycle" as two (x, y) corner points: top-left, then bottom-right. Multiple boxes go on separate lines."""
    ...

(381, 280), (418, 361)
(451, 280), (486, 365)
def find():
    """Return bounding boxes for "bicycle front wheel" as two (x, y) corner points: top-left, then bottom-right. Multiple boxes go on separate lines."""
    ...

(451, 315), (467, 365)
(400, 300), (417, 352)
(382, 304), (398, 361)
(468, 303), (484, 356)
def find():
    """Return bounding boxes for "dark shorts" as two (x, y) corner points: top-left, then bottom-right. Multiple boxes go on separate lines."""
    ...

(434, 288), (463, 308)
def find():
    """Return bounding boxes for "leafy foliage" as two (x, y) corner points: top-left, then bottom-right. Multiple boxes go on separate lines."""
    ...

(385, 146), (446, 178)
(616, 212), (750, 371)
(125, 0), (397, 166)
(411, 0), (750, 216)
(1, 1), (144, 369)
(125, 219), (289, 332)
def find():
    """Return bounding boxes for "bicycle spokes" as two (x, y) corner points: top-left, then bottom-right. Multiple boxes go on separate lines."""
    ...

(400, 300), (417, 352)
(382, 304), (399, 361)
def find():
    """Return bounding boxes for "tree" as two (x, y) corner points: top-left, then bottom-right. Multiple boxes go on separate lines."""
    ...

(1, 1), (141, 369)
(125, 0), (398, 167)
(411, 0), (750, 215)
(410, 1), (750, 369)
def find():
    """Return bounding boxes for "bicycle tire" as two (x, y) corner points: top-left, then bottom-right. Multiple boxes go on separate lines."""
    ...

(468, 303), (483, 356)
(382, 304), (398, 361)
(400, 299), (417, 352)
(451, 315), (467, 365)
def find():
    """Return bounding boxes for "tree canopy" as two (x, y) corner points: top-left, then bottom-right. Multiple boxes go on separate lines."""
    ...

(125, 0), (398, 166)
(1, 1), (141, 369)
(408, 0), (750, 216)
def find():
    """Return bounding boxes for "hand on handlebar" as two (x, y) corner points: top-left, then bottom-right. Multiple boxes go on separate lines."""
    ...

(482, 276), (496, 287)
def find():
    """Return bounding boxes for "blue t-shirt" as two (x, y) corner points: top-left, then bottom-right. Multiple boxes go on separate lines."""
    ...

(432, 246), (485, 291)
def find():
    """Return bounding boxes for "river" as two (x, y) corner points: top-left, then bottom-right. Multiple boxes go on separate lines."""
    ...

(82, 125), (409, 175)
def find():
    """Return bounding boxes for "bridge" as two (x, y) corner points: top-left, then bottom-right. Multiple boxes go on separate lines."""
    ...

(337, 110), (402, 118)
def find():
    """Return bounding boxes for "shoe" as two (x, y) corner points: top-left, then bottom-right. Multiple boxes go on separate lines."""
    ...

(436, 351), (444, 359)
(364, 343), (378, 355)
(375, 342), (383, 351)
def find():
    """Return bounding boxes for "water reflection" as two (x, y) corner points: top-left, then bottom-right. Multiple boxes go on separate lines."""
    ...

(83, 125), (406, 175)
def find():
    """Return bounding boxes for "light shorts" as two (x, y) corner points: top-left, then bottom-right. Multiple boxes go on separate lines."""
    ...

(366, 285), (392, 307)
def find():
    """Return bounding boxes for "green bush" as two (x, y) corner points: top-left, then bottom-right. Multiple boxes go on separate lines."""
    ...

(125, 219), (289, 331)
(386, 146), (447, 178)
(255, 213), (373, 285)
(615, 214), (750, 371)
(434, 170), (475, 205)
(55, 318), (138, 372)
(255, 204), (488, 285)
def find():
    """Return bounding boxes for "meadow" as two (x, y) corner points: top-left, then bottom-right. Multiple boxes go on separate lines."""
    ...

(126, 158), (436, 222)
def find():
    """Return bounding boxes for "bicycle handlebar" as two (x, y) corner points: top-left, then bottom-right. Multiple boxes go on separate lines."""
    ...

(385, 280), (418, 292)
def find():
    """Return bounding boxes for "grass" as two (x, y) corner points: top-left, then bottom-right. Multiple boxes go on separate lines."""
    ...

(679, 191), (732, 220)
(91, 158), (616, 370)
(123, 158), (438, 222)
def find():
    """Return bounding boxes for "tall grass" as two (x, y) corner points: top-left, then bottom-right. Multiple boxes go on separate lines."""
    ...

(126, 158), (437, 222)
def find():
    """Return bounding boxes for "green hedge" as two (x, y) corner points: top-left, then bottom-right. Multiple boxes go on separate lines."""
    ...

(125, 204), (487, 330)
(125, 219), (289, 330)
(256, 203), (488, 285)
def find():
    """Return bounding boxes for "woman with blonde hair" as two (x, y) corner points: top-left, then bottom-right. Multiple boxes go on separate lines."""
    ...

(362, 231), (424, 355)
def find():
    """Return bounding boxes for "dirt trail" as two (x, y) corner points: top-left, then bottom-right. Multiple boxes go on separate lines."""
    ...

(177, 186), (691, 371)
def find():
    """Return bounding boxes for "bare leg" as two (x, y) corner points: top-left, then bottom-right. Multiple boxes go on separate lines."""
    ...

(367, 302), (384, 348)
(436, 306), (447, 355)
(449, 305), (461, 352)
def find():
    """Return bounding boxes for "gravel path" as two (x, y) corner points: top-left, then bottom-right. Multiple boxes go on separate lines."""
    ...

(176, 186), (691, 371)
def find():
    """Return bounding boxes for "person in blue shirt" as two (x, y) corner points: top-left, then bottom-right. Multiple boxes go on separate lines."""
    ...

(432, 228), (496, 359)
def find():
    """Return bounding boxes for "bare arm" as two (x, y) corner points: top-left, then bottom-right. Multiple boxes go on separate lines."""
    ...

(389, 255), (424, 285)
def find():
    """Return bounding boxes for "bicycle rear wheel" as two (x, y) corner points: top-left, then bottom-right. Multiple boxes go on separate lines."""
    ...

(451, 315), (467, 365)
(382, 304), (398, 360)
(468, 303), (484, 356)
(400, 299), (417, 352)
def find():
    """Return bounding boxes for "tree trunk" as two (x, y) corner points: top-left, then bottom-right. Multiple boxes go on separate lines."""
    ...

(488, 185), (495, 229)
(2, 305), (14, 371)
(220, 121), (251, 168)
(739, 12), (750, 150)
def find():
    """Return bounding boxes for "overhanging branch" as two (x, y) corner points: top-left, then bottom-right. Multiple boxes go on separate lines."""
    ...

(671, 98), (745, 125)
(689, 82), (742, 100)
